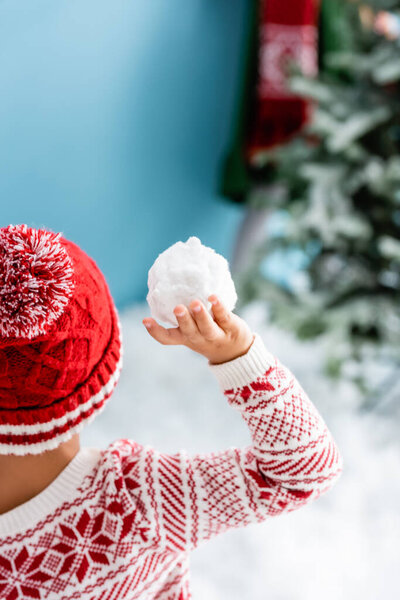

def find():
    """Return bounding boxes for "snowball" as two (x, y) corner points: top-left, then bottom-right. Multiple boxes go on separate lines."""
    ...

(146, 236), (237, 327)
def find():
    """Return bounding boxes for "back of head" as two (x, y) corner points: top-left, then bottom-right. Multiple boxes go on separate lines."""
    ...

(0, 224), (123, 456)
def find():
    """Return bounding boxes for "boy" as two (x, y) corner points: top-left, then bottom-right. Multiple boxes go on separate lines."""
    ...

(0, 224), (342, 599)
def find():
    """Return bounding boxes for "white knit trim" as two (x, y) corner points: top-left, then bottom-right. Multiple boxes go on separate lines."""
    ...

(0, 351), (123, 435)
(0, 355), (123, 455)
(207, 332), (276, 390)
(0, 447), (102, 535)
(0, 318), (123, 455)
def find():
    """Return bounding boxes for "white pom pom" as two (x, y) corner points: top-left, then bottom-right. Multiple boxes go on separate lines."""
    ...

(146, 236), (237, 326)
(0, 224), (75, 339)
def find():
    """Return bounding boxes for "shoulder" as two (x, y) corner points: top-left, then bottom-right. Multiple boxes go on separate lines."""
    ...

(100, 438), (149, 497)
(103, 438), (144, 462)
(98, 439), (160, 545)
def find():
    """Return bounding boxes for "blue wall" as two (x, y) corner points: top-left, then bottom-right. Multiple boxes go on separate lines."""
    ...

(0, 0), (246, 308)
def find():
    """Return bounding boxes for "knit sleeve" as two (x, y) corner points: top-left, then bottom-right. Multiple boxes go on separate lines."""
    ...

(120, 333), (343, 553)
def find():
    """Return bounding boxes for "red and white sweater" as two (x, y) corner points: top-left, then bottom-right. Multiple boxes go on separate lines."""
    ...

(0, 333), (343, 600)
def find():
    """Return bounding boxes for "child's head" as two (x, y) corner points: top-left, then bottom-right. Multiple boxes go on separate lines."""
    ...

(0, 224), (123, 457)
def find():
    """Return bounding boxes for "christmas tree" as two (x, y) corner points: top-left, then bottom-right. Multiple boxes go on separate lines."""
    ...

(235, 0), (400, 392)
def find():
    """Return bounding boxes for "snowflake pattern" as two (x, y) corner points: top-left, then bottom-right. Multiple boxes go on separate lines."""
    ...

(50, 509), (114, 584)
(259, 23), (318, 98)
(0, 546), (50, 599)
(0, 339), (342, 599)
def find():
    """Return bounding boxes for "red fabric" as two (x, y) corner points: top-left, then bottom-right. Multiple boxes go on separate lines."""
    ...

(246, 0), (320, 159)
(0, 342), (343, 599)
(0, 227), (122, 454)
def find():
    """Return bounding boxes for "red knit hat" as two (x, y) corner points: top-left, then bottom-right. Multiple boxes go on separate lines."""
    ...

(0, 224), (123, 456)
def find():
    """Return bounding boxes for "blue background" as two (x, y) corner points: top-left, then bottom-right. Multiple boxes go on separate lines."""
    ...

(0, 0), (247, 308)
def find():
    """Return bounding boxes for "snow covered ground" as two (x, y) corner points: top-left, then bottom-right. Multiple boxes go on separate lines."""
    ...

(81, 300), (400, 600)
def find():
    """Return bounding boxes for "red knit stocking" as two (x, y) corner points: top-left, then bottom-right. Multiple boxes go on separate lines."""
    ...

(246, 0), (320, 159)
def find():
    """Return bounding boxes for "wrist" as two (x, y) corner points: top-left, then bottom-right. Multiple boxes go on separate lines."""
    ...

(208, 332), (276, 391)
(208, 333), (255, 366)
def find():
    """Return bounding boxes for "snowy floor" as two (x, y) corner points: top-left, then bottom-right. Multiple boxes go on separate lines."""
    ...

(81, 300), (400, 600)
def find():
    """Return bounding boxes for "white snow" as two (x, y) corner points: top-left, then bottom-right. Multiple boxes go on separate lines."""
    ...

(81, 299), (400, 600)
(146, 236), (237, 327)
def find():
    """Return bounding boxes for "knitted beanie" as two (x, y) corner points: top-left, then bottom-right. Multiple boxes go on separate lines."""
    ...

(0, 224), (123, 456)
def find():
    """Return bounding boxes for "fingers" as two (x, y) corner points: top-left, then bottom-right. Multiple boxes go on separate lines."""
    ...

(188, 299), (221, 340)
(207, 295), (234, 332)
(173, 304), (199, 341)
(142, 318), (183, 345)
(143, 294), (233, 345)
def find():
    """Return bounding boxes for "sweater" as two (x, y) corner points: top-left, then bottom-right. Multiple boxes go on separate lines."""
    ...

(0, 332), (343, 600)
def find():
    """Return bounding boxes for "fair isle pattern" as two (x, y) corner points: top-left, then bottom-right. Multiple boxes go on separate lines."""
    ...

(231, 361), (342, 491)
(0, 334), (343, 599)
(259, 24), (318, 98)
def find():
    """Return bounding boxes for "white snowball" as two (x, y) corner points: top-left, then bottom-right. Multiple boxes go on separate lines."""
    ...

(146, 236), (237, 327)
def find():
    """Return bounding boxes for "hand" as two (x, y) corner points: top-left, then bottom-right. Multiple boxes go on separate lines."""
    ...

(142, 294), (255, 365)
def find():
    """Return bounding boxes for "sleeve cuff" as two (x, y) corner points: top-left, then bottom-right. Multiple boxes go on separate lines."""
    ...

(207, 332), (276, 391)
